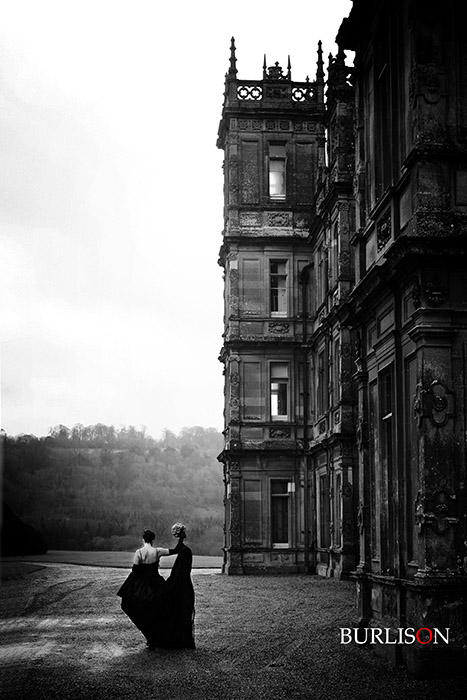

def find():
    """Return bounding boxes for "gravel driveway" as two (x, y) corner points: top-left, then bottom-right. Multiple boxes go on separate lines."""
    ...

(0, 563), (464, 700)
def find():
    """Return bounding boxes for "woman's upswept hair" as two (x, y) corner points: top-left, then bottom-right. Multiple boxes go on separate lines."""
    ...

(143, 529), (156, 543)
(171, 522), (186, 538)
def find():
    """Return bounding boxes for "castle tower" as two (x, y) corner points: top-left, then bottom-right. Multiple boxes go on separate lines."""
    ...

(217, 39), (325, 574)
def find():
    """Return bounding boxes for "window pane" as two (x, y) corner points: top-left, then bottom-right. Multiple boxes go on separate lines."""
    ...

(269, 145), (286, 198)
(270, 170), (285, 196)
(271, 381), (288, 417)
(270, 261), (286, 276)
(244, 480), (262, 543)
(270, 160), (285, 173)
(270, 261), (287, 314)
(271, 480), (289, 544)
(271, 363), (289, 418)
(277, 382), (287, 415)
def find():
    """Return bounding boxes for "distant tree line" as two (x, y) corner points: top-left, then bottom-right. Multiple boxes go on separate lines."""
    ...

(2, 425), (225, 556)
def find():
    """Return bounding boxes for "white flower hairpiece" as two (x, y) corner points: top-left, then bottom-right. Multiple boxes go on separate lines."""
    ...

(171, 522), (186, 538)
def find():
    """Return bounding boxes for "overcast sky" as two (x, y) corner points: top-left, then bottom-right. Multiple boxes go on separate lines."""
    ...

(0, 0), (353, 439)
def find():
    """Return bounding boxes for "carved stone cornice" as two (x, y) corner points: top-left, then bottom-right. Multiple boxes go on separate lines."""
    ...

(408, 324), (456, 348)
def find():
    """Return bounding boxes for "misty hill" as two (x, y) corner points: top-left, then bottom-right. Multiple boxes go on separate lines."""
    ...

(2, 425), (225, 556)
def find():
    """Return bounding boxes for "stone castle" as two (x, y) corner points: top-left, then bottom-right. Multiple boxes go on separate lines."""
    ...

(217, 0), (466, 677)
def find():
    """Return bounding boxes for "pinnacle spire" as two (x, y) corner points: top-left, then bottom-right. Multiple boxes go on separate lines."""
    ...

(316, 40), (324, 84)
(228, 36), (237, 78)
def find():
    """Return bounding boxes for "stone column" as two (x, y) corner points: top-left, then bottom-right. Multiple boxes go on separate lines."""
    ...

(406, 315), (465, 675)
(226, 460), (243, 575)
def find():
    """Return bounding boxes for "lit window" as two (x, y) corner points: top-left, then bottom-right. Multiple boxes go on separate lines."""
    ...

(269, 144), (286, 199)
(270, 260), (287, 316)
(271, 480), (289, 545)
(270, 363), (289, 420)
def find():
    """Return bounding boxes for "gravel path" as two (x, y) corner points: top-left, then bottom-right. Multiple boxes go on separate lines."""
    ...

(0, 564), (464, 700)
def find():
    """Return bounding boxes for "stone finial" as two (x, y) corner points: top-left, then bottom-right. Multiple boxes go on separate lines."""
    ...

(228, 36), (237, 78)
(316, 40), (325, 84)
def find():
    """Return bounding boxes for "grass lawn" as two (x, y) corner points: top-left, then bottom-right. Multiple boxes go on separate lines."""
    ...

(0, 549), (223, 570)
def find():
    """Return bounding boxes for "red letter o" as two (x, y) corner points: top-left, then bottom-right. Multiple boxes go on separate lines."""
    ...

(416, 628), (433, 644)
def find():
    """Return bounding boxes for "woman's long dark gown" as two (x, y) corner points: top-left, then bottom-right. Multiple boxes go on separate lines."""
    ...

(117, 545), (195, 649)
(116, 561), (166, 645)
(152, 545), (195, 649)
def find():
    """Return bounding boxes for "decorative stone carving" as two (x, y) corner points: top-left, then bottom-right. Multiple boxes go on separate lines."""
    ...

(415, 487), (458, 535)
(265, 85), (288, 99)
(240, 212), (261, 227)
(412, 281), (422, 308)
(265, 62), (287, 80)
(377, 208), (392, 251)
(424, 275), (447, 306)
(340, 342), (351, 357)
(294, 213), (311, 229)
(237, 85), (262, 101)
(229, 460), (240, 474)
(413, 380), (455, 428)
(266, 211), (290, 227)
(338, 251), (350, 266)
(270, 427), (291, 439)
(229, 268), (239, 315)
(268, 322), (290, 334)
(229, 367), (240, 423)
(420, 63), (443, 104)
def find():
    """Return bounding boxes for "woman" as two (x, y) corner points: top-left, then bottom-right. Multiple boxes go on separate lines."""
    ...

(117, 523), (195, 650)
(156, 522), (196, 649)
